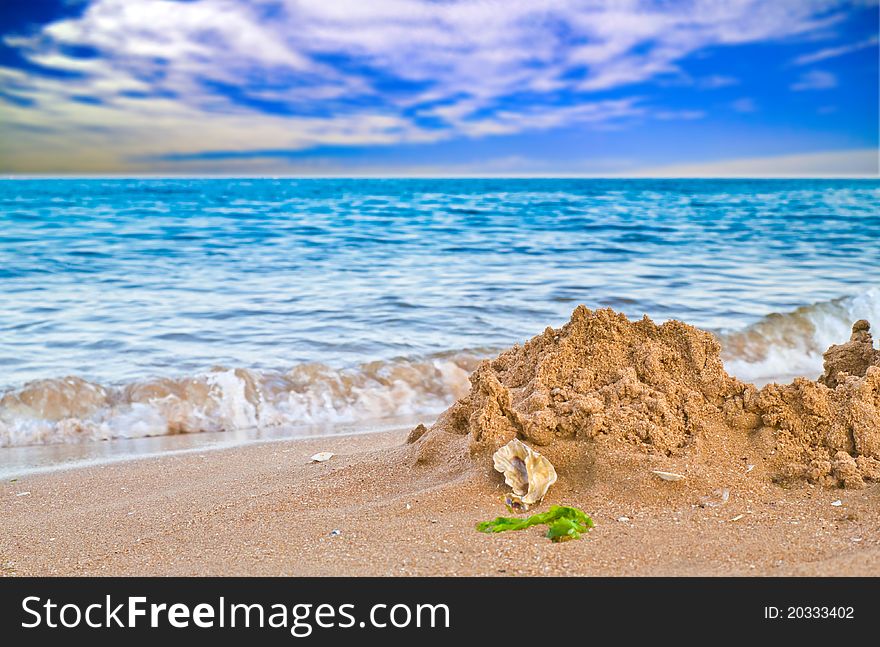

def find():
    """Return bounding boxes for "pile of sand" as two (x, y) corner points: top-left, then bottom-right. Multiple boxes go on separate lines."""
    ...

(409, 306), (880, 489)
(760, 320), (880, 487)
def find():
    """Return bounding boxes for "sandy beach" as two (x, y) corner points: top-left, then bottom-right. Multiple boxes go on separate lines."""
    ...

(4, 305), (880, 577)
(2, 426), (878, 577)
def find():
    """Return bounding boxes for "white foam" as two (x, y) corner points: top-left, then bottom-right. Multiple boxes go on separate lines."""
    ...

(2, 289), (878, 447)
(0, 354), (481, 447)
(721, 287), (880, 384)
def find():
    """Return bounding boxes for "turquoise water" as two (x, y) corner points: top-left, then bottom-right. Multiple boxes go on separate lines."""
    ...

(1, 178), (879, 448)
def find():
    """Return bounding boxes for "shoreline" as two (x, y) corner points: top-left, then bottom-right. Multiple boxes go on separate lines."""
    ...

(0, 417), (424, 481)
(2, 427), (878, 577)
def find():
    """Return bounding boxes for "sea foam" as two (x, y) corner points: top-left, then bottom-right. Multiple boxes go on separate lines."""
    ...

(721, 288), (880, 384)
(0, 353), (480, 447)
(2, 291), (879, 447)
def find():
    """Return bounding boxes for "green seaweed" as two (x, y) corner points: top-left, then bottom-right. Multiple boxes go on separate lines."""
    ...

(476, 505), (595, 542)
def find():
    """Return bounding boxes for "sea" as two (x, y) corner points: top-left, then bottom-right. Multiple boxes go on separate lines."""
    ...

(1, 178), (878, 474)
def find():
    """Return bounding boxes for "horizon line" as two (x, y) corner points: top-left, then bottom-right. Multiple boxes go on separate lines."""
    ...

(2, 173), (879, 180)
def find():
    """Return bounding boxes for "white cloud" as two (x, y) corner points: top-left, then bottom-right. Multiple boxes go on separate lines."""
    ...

(220, 148), (878, 178)
(791, 69), (838, 90)
(0, 0), (866, 171)
(155, 153), (636, 178)
(731, 98), (758, 113)
(792, 35), (879, 65)
(698, 75), (739, 89)
(633, 149), (879, 178)
(654, 110), (705, 120)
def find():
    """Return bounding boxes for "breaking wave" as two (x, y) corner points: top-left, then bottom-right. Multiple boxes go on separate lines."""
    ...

(2, 289), (878, 447)
(0, 352), (484, 447)
(720, 288), (880, 384)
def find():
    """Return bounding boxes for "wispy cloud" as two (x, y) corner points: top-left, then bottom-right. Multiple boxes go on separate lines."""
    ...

(654, 110), (705, 121)
(791, 70), (838, 91)
(634, 149), (879, 178)
(793, 35), (879, 65)
(697, 75), (740, 89)
(731, 98), (758, 113)
(0, 0), (870, 172)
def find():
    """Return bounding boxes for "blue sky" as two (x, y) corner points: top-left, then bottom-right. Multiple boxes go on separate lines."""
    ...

(0, 0), (877, 175)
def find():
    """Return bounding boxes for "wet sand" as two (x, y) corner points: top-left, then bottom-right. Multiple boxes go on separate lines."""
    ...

(2, 429), (878, 577)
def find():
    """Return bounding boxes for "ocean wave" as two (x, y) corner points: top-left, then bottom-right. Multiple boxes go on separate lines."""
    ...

(0, 352), (484, 447)
(3, 289), (878, 447)
(720, 287), (880, 384)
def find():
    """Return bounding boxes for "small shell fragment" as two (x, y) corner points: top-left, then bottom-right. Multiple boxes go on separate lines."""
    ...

(493, 438), (557, 506)
(730, 514), (744, 522)
(701, 488), (730, 508)
(831, 499), (843, 507)
(651, 470), (685, 482)
(310, 452), (334, 463)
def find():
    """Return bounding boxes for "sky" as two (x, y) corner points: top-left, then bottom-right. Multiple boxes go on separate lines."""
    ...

(0, 0), (877, 176)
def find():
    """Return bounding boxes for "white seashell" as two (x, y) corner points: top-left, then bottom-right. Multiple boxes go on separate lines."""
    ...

(310, 452), (334, 463)
(492, 438), (557, 505)
(652, 470), (685, 481)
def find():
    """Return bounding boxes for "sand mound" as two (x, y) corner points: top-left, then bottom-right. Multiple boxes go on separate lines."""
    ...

(819, 319), (880, 388)
(760, 321), (880, 488)
(410, 306), (880, 489)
